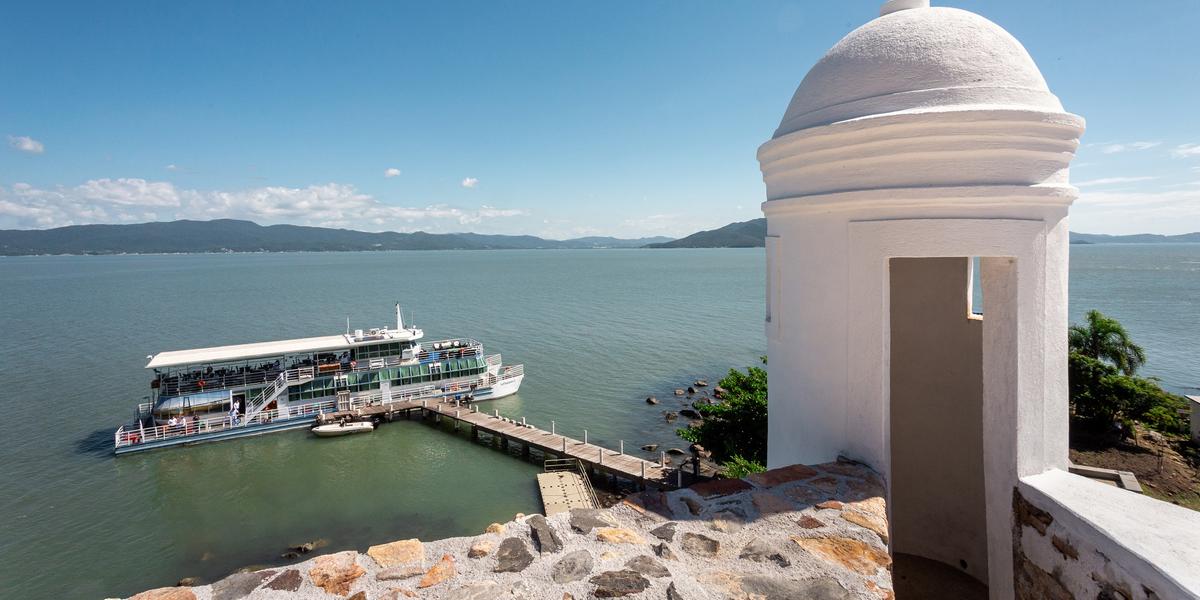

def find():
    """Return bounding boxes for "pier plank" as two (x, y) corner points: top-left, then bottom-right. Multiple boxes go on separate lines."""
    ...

(326, 399), (675, 487)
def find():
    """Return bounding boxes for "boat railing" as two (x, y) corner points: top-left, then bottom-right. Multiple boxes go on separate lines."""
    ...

(156, 339), (486, 396)
(113, 399), (339, 449)
(499, 364), (524, 380)
(485, 354), (502, 367)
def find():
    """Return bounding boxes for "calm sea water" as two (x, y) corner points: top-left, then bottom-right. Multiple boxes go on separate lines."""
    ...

(0, 245), (1196, 598)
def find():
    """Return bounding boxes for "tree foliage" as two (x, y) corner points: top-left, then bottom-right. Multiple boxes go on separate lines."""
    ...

(1067, 311), (1186, 435)
(1068, 309), (1147, 376)
(677, 357), (768, 467)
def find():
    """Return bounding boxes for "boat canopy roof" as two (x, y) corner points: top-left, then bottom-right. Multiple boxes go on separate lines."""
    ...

(146, 327), (423, 369)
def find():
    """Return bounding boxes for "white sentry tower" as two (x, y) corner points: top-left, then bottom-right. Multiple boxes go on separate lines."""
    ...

(757, 1), (1084, 596)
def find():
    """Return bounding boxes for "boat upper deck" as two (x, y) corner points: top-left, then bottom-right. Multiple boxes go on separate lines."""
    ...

(146, 326), (424, 369)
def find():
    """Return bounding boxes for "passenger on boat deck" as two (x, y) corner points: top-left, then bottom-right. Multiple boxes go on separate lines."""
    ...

(168, 416), (179, 431)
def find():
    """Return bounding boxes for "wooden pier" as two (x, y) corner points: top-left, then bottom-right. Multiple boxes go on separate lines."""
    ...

(318, 398), (679, 490)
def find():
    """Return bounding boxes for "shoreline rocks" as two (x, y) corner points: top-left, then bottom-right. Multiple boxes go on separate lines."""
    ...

(129, 459), (893, 600)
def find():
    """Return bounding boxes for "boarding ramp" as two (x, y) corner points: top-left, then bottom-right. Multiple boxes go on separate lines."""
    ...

(539, 458), (599, 516)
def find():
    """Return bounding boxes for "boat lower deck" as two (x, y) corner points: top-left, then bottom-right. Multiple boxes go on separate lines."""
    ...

(113, 415), (318, 454)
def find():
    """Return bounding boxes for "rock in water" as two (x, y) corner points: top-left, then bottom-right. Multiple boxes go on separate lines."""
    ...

(494, 537), (535, 572)
(664, 411), (678, 422)
(679, 409), (701, 419)
(589, 570), (650, 598)
(645, 396), (658, 405)
(666, 447), (686, 455)
(551, 550), (594, 584)
(674, 389), (685, 396)
(641, 443), (658, 452)
(694, 379), (708, 387)
(687, 386), (697, 394)
(527, 514), (563, 553)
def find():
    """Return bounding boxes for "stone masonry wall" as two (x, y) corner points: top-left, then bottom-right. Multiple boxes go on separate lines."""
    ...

(127, 460), (893, 600)
(1013, 488), (1161, 600)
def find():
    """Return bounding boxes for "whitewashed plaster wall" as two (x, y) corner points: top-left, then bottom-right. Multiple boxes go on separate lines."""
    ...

(1017, 470), (1200, 599)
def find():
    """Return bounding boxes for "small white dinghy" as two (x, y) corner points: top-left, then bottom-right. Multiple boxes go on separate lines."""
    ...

(312, 421), (374, 437)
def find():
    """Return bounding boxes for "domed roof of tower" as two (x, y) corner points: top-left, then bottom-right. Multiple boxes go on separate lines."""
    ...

(774, 1), (1064, 138)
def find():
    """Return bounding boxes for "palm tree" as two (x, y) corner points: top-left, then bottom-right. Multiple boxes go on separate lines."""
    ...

(1068, 310), (1146, 376)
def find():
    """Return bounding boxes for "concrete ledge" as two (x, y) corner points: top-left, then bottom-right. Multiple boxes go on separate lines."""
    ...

(1067, 462), (1143, 493)
(1019, 469), (1200, 599)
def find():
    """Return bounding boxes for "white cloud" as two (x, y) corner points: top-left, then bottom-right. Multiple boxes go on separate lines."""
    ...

(384, 168), (401, 178)
(1172, 144), (1200, 158)
(0, 179), (525, 231)
(461, 177), (478, 188)
(1073, 187), (1200, 234)
(1074, 176), (1157, 188)
(8, 135), (44, 154)
(165, 164), (180, 171)
(1091, 141), (1161, 154)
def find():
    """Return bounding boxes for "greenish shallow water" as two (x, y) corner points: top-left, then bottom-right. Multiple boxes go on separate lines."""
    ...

(0, 245), (1196, 598)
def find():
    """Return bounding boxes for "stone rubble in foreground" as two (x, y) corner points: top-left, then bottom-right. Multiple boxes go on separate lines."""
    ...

(127, 460), (893, 600)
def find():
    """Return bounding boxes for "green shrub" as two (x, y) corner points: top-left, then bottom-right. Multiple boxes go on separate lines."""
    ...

(678, 357), (768, 464)
(721, 455), (766, 479)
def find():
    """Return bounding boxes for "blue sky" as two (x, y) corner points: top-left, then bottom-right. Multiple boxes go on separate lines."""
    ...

(2, 1), (1199, 238)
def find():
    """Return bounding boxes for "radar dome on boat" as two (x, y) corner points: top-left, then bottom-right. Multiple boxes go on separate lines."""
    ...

(773, 1), (1063, 137)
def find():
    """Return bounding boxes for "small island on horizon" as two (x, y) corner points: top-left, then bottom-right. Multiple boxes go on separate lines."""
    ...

(1, 217), (1198, 256)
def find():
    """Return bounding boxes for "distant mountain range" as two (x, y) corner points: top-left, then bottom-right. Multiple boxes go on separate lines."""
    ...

(0, 219), (673, 256)
(1068, 232), (1200, 244)
(3, 217), (1196, 256)
(644, 218), (1200, 248)
(644, 219), (768, 248)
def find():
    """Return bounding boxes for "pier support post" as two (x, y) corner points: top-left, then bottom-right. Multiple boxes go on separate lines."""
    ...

(472, 426), (478, 442)
(551, 421), (555, 435)
(522, 444), (530, 460)
(641, 461), (646, 479)
(521, 417), (526, 426)
(494, 409), (499, 418)
(562, 437), (567, 452)
(660, 451), (666, 467)
(422, 399), (427, 408)
(501, 437), (509, 452)
(583, 430), (588, 445)
(619, 440), (624, 455)
(599, 449), (603, 466)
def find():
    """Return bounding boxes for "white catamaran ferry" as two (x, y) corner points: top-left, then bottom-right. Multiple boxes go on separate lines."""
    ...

(113, 305), (524, 454)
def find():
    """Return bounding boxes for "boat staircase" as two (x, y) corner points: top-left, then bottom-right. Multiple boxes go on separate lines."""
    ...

(243, 367), (315, 423)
